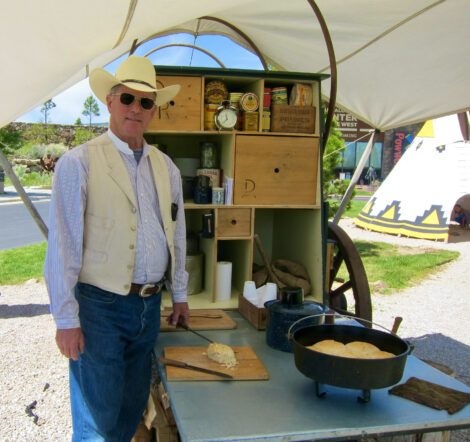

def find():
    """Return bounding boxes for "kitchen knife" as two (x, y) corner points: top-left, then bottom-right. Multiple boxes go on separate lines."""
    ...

(177, 323), (214, 343)
(158, 357), (233, 379)
(160, 311), (223, 319)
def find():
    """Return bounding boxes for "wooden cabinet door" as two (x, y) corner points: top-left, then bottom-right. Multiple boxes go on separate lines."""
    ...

(147, 75), (202, 131)
(233, 135), (319, 205)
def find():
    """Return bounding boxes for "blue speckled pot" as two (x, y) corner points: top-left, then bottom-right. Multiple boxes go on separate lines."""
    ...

(265, 287), (326, 352)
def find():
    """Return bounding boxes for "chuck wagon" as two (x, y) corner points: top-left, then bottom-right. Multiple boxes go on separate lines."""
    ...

(2, 1), (470, 441)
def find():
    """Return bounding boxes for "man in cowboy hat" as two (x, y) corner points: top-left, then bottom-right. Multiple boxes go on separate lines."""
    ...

(44, 55), (189, 441)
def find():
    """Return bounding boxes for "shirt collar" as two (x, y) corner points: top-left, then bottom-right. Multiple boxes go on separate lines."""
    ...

(107, 128), (148, 156)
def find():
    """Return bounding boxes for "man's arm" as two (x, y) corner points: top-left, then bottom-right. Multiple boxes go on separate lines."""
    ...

(44, 147), (88, 357)
(166, 160), (189, 325)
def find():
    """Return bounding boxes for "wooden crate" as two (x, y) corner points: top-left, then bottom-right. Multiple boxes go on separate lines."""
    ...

(270, 105), (316, 134)
(147, 75), (202, 131)
(238, 293), (267, 330)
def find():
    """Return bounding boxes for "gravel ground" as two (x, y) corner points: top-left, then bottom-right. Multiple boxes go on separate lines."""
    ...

(0, 220), (469, 441)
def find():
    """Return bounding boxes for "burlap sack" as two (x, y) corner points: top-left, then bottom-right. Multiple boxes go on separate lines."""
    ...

(271, 259), (311, 295)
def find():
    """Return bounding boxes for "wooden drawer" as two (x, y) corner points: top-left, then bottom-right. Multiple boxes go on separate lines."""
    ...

(233, 135), (319, 205)
(217, 209), (251, 237)
(147, 75), (202, 131)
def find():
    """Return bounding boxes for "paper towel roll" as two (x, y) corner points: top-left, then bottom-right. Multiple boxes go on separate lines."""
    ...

(216, 261), (232, 301)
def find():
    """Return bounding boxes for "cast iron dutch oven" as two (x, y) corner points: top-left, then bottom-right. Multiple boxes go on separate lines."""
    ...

(289, 315), (411, 390)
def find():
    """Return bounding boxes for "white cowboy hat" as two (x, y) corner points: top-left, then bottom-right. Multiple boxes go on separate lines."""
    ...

(89, 55), (180, 106)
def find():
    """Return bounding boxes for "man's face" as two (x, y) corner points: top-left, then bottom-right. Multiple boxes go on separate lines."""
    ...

(106, 85), (156, 147)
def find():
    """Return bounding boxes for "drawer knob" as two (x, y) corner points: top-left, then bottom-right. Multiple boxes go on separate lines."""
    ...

(231, 219), (237, 225)
(274, 168), (280, 173)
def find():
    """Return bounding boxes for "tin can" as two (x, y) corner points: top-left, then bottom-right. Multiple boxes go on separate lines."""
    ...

(204, 103), (218, 130)
(205, 80), (228, 104)
(200, 142), (217, 168)
(242, 111), (259, 131)
(229, 92), (243, 130)
(212, 187), (225, 205)
(229, 92), (243, 107)
(240, 93), (259, 112)
(271, 86), (288, 105)
(262, 109), (271, 132)
(263, 88), (272, 108)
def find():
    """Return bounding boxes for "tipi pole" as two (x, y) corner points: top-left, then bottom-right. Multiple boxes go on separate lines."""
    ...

(332, 130), (377, 225)
(0, 142), (48, 239)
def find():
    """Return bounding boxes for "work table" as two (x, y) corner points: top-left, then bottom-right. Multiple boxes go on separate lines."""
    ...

(154, 312), (470, 442)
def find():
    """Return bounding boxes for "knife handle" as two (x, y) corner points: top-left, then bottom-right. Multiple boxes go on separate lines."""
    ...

(158, 357), (187, 368)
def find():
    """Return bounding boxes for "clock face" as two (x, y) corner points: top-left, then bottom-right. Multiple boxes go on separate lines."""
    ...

(215, 108), (238, 130)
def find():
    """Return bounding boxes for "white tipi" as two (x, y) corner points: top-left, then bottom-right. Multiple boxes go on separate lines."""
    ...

(354, 115), (469, 241)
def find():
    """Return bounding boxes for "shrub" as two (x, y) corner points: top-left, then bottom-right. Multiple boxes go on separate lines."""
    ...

(19, 143), (67, 160)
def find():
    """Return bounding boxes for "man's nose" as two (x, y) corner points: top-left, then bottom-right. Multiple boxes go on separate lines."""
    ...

(129, 97), (142, 112)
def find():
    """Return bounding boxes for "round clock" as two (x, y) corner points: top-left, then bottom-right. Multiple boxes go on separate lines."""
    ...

(214, 101), (238, 130)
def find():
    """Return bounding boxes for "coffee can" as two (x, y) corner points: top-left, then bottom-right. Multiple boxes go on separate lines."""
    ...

(212, 187), (225, 205)
(204, 103), (218, 130)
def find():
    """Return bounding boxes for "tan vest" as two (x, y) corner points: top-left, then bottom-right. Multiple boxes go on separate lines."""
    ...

(78, 133), (176, 294)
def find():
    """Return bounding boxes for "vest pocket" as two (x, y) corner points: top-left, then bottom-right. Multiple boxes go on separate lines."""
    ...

(83, 214), (115, 256)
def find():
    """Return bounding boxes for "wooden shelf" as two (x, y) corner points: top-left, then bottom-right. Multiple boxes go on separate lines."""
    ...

(146, 67), (325, 307)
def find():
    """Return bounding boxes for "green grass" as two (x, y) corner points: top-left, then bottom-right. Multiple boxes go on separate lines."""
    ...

(338, 241), (459, 293)
(341, 200), (367, 218)
(355, 190), (372, 196)
(5, 173), (53, 187)
(0, 242), (47, 285)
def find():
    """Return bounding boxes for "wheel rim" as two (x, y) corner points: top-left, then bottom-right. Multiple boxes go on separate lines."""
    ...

(327, 221), (372, 325)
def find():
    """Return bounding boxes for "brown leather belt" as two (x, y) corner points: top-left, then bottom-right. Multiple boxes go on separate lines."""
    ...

(129, 281), (165, 297)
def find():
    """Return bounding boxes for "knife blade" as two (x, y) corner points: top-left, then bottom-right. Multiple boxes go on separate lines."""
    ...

(158, 357), (233, 379)
(160, 311), (223, 319)
(176, 322), (214, 343)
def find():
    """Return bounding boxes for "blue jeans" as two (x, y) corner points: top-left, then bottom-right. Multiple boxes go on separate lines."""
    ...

(70, 283), (161, 441)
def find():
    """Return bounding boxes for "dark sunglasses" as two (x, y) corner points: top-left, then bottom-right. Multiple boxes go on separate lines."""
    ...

(113, 93), (155, 110)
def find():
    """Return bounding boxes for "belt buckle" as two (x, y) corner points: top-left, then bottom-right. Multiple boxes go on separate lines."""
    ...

(139, 283), (157, 297)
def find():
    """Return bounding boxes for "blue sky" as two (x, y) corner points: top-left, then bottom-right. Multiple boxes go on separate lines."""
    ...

(17, 34), (264, 125)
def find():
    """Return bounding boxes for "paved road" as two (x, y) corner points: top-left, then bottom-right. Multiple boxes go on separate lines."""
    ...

(0, 197), (50, 250)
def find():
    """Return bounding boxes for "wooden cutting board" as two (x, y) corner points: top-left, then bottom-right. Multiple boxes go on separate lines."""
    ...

(162, 346), (269, 381)
(160, 309), (237, 332)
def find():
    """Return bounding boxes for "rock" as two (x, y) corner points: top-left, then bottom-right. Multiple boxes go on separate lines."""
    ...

(370, 280), (388, 293)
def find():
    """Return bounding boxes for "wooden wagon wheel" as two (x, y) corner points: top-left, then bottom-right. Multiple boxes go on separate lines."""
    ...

(327, 221), (372, 325)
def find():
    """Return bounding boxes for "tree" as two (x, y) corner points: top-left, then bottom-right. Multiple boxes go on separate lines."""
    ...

(0, 124), (23, 156)
(322, 114), (355, 218)
(75, 117), (83, 125)
(40, 99), (56, 125)
(82, 95), (100, 127)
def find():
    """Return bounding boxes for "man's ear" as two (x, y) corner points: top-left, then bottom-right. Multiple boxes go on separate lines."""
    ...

(106, 95), (113, 113)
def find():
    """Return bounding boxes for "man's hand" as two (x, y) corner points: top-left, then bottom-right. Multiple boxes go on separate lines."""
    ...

(56, 328), (84, 361)
(167, 302), (190, 327)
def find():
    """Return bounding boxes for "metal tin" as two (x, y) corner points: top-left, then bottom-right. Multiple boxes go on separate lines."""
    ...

(204, 80), (228, 104)
(262, 109), (271, 132)
(204, 103), (218, 130)
(242, 111), (259, 131)
(263, 88), (272, 108)
(200, 142), (217, 168)
(271, 86), (288, 105)
(211, 187), (225, 205)
(240, 92), (259, 112)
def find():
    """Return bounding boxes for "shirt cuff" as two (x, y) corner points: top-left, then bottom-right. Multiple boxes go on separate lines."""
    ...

(55, 317), (81, 329)
(172, 291), (188, 303)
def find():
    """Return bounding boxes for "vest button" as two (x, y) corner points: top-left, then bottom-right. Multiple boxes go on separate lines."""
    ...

(131, 207), (137, 213)
(129, 244), (135, 250)
(124, 284), (130, 290)
(130, 226), (136, 231)
(127, 264), (133, 270)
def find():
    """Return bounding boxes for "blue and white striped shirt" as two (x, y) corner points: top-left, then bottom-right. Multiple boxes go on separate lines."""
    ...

(44, 129), (188, 329)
